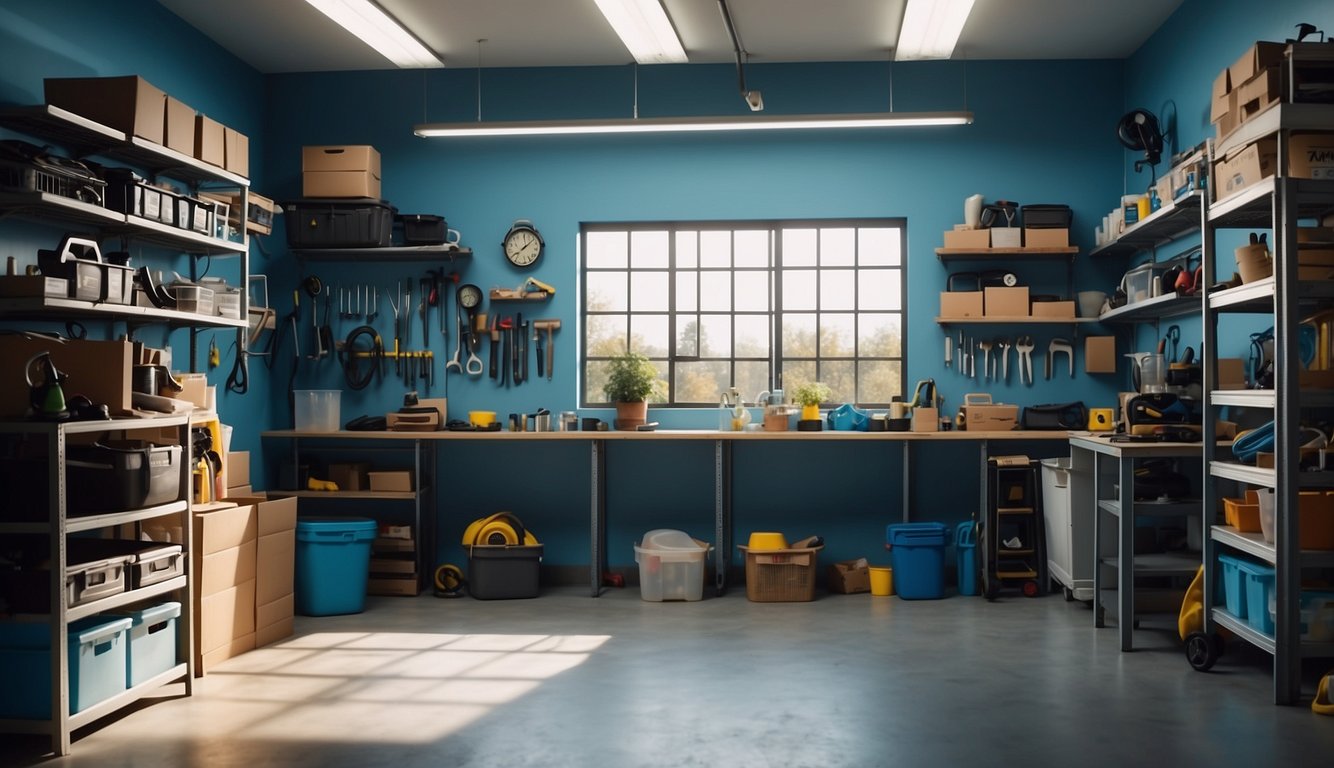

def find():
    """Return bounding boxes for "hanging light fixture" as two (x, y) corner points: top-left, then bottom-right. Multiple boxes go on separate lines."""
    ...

(895, 0), (976, 61)
(593, 0), (688, 64)
(306, 0), (441, 68)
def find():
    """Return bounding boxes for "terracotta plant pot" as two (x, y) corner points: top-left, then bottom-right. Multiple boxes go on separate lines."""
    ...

(614, 400), (647, 430)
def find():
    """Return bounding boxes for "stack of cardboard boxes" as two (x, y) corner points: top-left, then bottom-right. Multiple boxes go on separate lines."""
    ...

(302, 145), (382, 199)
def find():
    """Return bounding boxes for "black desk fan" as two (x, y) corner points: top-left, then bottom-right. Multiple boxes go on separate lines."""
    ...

(1117, 109), (1164, 174)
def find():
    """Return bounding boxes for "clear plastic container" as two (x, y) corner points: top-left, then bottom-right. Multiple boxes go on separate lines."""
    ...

(294, 389), (341, 432)
(635, 529), (709, 602)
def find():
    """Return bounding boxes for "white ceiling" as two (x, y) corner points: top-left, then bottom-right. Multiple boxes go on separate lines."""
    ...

(156, 0), (1185, 73)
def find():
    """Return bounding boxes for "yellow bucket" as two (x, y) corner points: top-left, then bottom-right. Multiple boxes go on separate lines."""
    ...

(869, 566), (894, 596)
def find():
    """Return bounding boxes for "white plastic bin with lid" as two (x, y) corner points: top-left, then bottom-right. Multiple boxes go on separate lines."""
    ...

(634, 529), (710, 602)
(294, 389), (341, 431)
(1041, 457), (1094, 601)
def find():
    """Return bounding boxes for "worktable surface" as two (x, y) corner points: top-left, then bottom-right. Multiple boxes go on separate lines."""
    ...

(261, 428), (1078, 441)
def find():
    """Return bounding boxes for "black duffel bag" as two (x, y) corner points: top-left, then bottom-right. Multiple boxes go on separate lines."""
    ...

(1021, 401), (1087, 430)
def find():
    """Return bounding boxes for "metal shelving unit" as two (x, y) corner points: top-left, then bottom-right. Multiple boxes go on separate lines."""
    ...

(1090, 190), (1205, 259)
(0, 415), (195, 756)
(1199, 65), (1334, 702)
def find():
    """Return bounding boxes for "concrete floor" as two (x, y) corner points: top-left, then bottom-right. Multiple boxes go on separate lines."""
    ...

(4, 587), (1334, 767)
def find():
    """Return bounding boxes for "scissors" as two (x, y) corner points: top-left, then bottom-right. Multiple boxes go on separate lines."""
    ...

(1164, 325), (1180, 363)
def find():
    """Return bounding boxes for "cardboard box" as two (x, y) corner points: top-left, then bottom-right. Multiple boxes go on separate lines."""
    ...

(1218, 358), (1247, 390)
(940, 291), (984, 318)
(303, 145), (382, 199)
(370, 557), (416, 574)
(367, 576), (421, 596)
(1291, 133), (1334, 180)
(911, 407), (939, 433)
(198, 579), (256, 654)
(1235, 68), (1281, 122)
(256, 614), (294, 649)
(1085, 336), (1116, 374)
(194, 502), (253, 555)
(1215, 94), (1240, 141)
(329, 462), (372, 492)
(989, 227), (1022, 248)
(195, 115), (225, 167)
(1031, 300), (1075, 319)
(368, 471), (414, 492)
(826, 559), (871, 594)
(0, 336), (133, 418)
(199, 632), (255, 676)
(164, 96), (194, 154)
(1211, 68), (1231, 123)
(44, 75), (166, 143)
(373, 537), (415, 554)
(1214, 138), (1277, 199)
(226, 450), (250, 491)
(1024, 227), (1069, 248)
(962, 403), (1018, 432)
(199, 539), (257, 597)
(254, 496), (297, 606)
(224, 126), (249, 177)
(226, 485), (253, 499)
(984, 286), (1029, 317)
(942, 227), (990, 249)
(1228, 42), (1286, 93)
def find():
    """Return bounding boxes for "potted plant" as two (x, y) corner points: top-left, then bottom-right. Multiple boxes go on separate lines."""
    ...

(792, 381), (831, 422)
(603, 351), (664, 430)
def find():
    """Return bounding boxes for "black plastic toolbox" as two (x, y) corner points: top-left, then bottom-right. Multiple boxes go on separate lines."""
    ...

(396, 213), (446, 245)
(285, 198), (395, 248)
(66, 441), (183, 516)
(467, 545), (543, 599)
(1020, 204), (1072, 229)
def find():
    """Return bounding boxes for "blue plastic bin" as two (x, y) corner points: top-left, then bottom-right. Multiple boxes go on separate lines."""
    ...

(955, 521), (978, 596)
(295, 517), (378, 616)
(118, 601), (180, 686)
(1216, 553), (1251, 620)
(0, 615), (132, 718)
(886, 522), (948, 600)
(1235, 557), (1276, 635)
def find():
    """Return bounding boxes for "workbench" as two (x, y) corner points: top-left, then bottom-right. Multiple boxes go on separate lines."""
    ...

(261, 428), (1073, 597)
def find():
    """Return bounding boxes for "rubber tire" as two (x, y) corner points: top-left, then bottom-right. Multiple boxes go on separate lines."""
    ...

(1185, 631), (1221, 672)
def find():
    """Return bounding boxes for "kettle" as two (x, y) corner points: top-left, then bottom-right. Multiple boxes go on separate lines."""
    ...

(26, 352), (69, 420)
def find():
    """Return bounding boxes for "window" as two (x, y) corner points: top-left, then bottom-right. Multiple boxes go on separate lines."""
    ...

(582, 219), (906, 406)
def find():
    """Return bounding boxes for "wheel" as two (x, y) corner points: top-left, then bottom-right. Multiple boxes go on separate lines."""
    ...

(1185, 631), (1222, 672)
(1063, 586), (1074, 602)
(1022, 580), (1040, 598)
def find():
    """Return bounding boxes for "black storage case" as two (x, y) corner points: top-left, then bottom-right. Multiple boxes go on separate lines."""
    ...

(467, 545), (543, 599)
(66, 441), (183, 515)
(1020, 204), (1072, 229)
(285, 198), (395, 248)
(396, 213), (446, 245)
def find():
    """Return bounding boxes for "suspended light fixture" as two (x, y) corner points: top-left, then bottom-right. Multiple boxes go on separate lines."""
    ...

(895, 0), (976, 61)
(414, 111), (971, 138)
(306, 0), (442, 68)
(593, 0), (688, 64)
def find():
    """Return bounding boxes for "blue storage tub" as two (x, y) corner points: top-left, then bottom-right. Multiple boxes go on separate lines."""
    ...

(0, 614), (132, 718)
(295, 517), (378, 616)
(1236, 558), (1276, 635)
(1216, 553), (1249, 619)
(955, 521), (978, 596)
(117, 601), (180, 687)
(886, 522), (948, 600)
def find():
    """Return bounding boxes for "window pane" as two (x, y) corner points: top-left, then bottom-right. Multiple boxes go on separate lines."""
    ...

(735, 361), (769, 401)
(783, 313), (817, 357)
(700, 230), (731, 268)
(676, 315), (699, 357)
(586, 314), (626, 357)
(735, 271), (769, 312)
(735, 315), (769, 357)
(631, 271), (668, 311)
(676, 231), (698, 268)
(631, 231), (669, 268)
(857, 269), (896, 311)
(820, 313), (855, 357)
(586, 360), (611, 402)
(586, 231), (627, 268)
(676, 361), (729, 403)
(820, 228), (855, 266)
(782, 361), (818, 395)
(700, 314), (732, 357)
(735, 230), (769, 268)
(647, 360), (670, 404)
(632, 314), (669, 356)
(859, 227), (898, 266)
(820, 269), (855, 311)
(858, 313), (900, 357)
(700, 271), (732, 312)
(821, 360), (855, 403)
(782, 269), (816, 310)
(587, 271), (627, 311)
(675, 270), (697, 312)
(782, 228), (817, 266)
(858, 360), (902, 404)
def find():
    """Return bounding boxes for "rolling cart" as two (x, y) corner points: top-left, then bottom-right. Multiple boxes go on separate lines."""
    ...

(979, 456), (1048, 599)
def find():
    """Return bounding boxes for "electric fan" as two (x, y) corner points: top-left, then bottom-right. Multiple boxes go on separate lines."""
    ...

(1117, 109), (1164, 172)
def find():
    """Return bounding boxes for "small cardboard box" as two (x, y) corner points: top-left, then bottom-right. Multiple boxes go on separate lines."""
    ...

(963, 404), (1018, 432)
(163, 95), (194, 154)
(224, 126), (249, 177)
(1214, 137), (1277, 199)
(226, 450), (250, 490)
(329, 462), (372, 491)
(1031, 300), (1075, 319)
(1228, 42), (1286, 93)
(370, 557), (416, 574)
(1024, 227), (1069, 248)
(303, 145), (382, 199)
(1218, 358), (1247, 390)
(989, 227), (1022, 248)
(1085, 336), (1116, 374)
(984, 286), (1029, 317)
(912, 407), (939, 433)
(1290, 133), (1334, 180)
(194, 114), (225, 167)
(368, 470), (414, 492)
(1211, 68), (1231, 123)
(940, 291), (984, 317)
(1215, 94), (1240, 141)
(44, 75), (166, 143)
(942, 227), (990, 249)
(826, 559), (871, 594)
(368, 576), (421, 596)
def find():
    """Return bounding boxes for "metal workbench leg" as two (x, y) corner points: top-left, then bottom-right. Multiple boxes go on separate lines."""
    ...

(714, 440), (731, 595)
(903, 442), (912, 522)
(1118, 455), (1135, 651)
(1092, 449), (1103, 628)
(413, 439), (423, 582)
(590, 439), (606, 597)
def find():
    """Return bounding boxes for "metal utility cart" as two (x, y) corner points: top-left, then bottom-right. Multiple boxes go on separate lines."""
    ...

(979, 456), (1048, 599)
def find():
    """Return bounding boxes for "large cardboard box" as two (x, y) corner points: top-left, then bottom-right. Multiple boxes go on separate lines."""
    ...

(164, 96), (195, 155)
(1235, 68), (1281, 123)
(44, 76), (166, 143)
(1291, 133), (1334, 180)
(0, 337), (133, 418)
(303, 145), (382, 199)
(226, 450), (250, 491)
(224, 126), (249, 177)
(256, 497), (297, 606)
(1031, 300), (1075, 319)
(961, 400), (1018, 431)
(940, 291), (983, 317)
(1214, 138), (1277, 200)
(1024, 227), (1069, 248)
(198, 580), (256, 657)
(198, 537), (257, 596)
(942, 228), (990, 249)
(1228, 42), (1286, 93)
(256, 594), (295, 647)
(1085, 336), (1116, 374)
(195, 115), (225, 167)
(984, 286), (1029, 317)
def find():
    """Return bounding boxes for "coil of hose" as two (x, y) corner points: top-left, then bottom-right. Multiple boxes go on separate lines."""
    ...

(341, 325), (383, 390)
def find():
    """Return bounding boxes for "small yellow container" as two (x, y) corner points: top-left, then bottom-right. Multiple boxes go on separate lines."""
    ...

(747, 532), (788, 550)
(468, 410), (496, 427)
(869, 566), (894, 596)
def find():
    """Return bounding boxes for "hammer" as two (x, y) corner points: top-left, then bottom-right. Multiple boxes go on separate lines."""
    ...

(533, 319), (561, 380)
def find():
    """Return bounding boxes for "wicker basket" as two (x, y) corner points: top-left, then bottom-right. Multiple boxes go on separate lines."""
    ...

(739, 545), (822, 602)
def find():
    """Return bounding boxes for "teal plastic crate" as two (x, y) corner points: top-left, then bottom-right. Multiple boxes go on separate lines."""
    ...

(886, 522), (948, 600)
(1237, 558), (1276, 635)
(0, 614), (131, 718)
(295, 517), (377, 616)
(1216, 553), (1249, 620)
(117, 601), (180, 687)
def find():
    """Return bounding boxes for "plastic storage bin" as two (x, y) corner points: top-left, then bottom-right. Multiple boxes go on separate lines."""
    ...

(955, 521), (977, 596)
(295, 517), (378, 616)
(1216, 552), (1250, 619)
(1219, 553), (1274, 633)
(285, 198), (395, 248)
(116, 601), (180, 686)
(294, 389), (341, 432)
(1267, 589), (1334, 642)
(0, 614), (132, 718)
(67, 539), (184, 588)
(886, 522), (948, 600)
(738, 544), (822, 602)
(467, 545), (543, 599)
(66, 441), (183, 515)
(634, 529), (709, 602)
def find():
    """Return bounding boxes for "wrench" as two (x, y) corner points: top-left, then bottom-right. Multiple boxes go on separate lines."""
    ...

(1016, 335), (1035, 386)
(445, 298), (464, 373)
(998, 337), (1012, 383)
(978, 339), (993, 380)
(1048, 337), (1074, 379)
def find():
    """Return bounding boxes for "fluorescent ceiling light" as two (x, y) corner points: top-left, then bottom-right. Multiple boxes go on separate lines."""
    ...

(895, 0), (976, 61)
(306, 0), (442, 68)
(414, 111), (972, 138)
(594, 0), (688, 64)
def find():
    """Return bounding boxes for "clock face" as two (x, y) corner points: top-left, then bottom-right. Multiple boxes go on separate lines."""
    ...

(457, 283), (482, 309)
(504, 225), (542, 267)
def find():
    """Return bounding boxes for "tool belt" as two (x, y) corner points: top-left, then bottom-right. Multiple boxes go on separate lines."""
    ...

(1020, 401), (1086, 430)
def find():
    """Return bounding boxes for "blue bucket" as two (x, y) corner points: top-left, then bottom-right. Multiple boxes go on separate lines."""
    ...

(295, 517), (378, 616)
(886, 522), (948, 600)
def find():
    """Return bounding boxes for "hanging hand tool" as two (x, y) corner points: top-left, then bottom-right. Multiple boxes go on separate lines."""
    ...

(499, 316), (513, 386)
(420, 277), (431, 347)
(387, 283), (402, 375)
(521, 317), (530, 382)
(445, 296), (464, 374)
(1016, 335), (1035, 385)
(534, 320), (560, 380)
(457, 284), (484, 376)
(404, 281), (412, 347)
(489, 315), (499, 379)
(318, 292), (333, 359)
(1047, 337), (1074, 378)
(513, 312), (524, 384)
(944, 334), (952, 369)
(978, 338), (993, 380)
(998, 337), (1012, 383)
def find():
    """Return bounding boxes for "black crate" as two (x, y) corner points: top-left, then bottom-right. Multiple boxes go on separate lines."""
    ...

(66, 442), (183, 515)
(467, 545), (542, 599)
(396, 214), (446, 245)
(1020, 204), (1072, 229)
(286, 198), (395, 248)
